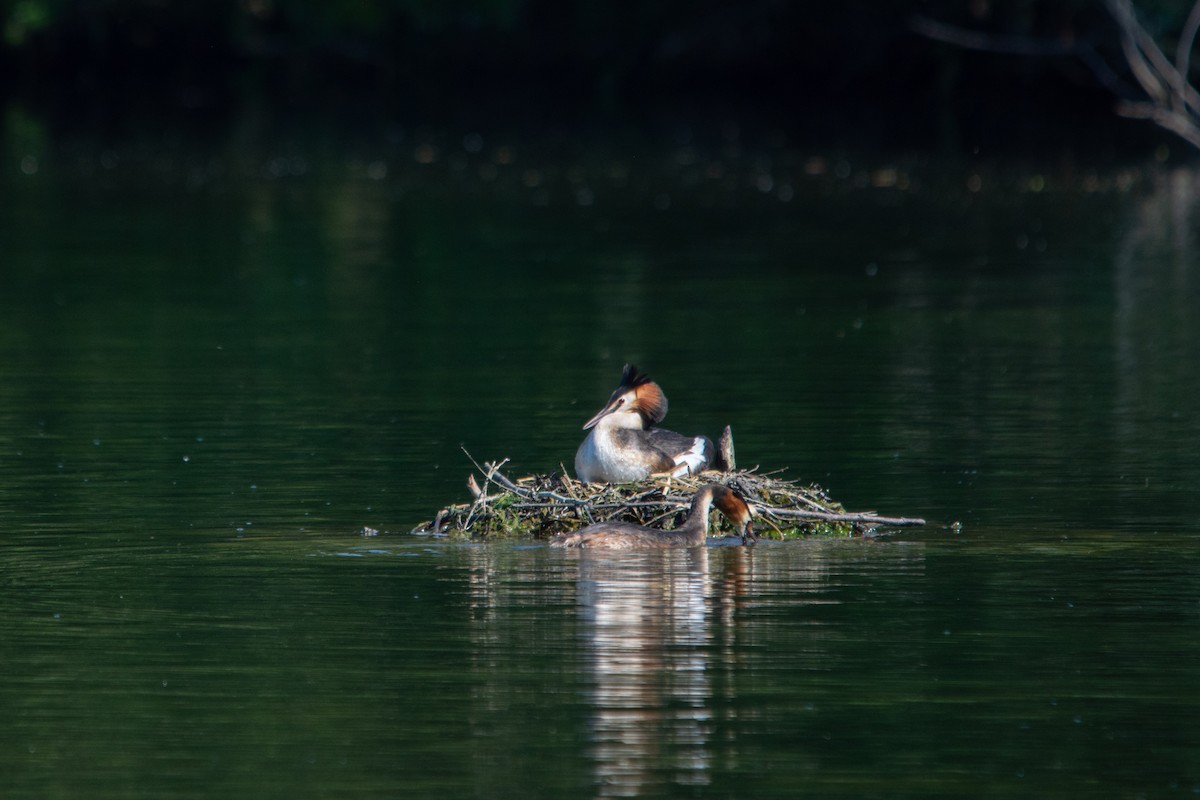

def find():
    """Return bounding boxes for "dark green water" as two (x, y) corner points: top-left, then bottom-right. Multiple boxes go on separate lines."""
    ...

(2, 115), (1199, 798)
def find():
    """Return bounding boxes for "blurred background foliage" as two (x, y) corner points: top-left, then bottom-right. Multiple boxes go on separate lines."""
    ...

(2, 0), (1200, 156)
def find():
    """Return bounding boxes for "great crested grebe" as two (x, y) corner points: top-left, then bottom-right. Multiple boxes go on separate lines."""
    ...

(574, 364), (714, 484)
(551, 484), (755, 549)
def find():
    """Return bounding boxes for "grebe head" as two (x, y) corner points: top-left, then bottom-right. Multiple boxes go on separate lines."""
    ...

(582, 363), (669, 431)
(710, 484), (757, 541)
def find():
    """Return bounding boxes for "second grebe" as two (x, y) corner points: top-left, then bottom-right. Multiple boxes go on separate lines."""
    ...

(574, 364), (714, 484)
(550, 484), (756, 549)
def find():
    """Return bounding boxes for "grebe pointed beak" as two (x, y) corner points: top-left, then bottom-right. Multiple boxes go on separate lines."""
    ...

(741, 521), (757, 545)
(582, 388), (631, 430)
(582, 400), (616, 430)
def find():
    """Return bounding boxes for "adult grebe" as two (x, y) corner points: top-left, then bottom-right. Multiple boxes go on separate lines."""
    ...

(574, 364), (713, 484)
(550, 484), (755, 549)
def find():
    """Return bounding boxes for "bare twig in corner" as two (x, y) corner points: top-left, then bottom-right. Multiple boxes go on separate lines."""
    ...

(913, 1), (1200, 151)
(911, 15), (1080, 57)
(1108, 0), (1200, 149)
(1177, 2), (1200, 90)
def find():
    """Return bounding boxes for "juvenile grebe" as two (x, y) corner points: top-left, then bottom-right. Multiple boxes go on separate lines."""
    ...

(574, 364), (714, 484)
(550, 484), (755, 549)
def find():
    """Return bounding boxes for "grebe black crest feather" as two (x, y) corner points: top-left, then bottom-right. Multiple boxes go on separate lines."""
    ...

(618, 363), (653, 391)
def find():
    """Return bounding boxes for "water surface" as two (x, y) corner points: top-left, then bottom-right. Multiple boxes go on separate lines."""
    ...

(2, 115), (1199, 797)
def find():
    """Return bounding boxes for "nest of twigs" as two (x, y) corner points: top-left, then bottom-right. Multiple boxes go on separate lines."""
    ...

(410, 450), (925, 540)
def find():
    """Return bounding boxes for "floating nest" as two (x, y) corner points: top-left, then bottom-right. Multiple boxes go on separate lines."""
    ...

(410, 448), (925, 541)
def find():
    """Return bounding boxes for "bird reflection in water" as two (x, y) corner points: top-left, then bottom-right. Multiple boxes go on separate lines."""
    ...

(568, 546), (752, 796)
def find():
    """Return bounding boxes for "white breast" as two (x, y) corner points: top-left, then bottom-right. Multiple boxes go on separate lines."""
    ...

(575, 428), (652, 483)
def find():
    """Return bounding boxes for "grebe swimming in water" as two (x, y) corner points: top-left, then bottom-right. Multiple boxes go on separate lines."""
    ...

(574, 364), (713, 484)
(550, 483), (755, 549)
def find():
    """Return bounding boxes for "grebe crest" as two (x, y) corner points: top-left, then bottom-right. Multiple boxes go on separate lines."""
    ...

(581, 364), (668, 431)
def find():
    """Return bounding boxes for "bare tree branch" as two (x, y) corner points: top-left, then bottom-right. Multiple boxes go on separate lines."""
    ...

(1108, 0), (1172, 106)
(913, 3), (1200, 151)
(1117, 100), (1200, 149)
(911, 15), (1079, 57)
(1176, 0), (1200, 106)
(910, 14), (1133, 98)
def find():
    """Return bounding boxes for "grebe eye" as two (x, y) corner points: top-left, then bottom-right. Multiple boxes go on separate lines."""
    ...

(617, 398), (625, 405)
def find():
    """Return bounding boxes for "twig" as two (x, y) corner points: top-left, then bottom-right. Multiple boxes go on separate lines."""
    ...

(1176, 1), (1200, 96)
(459, 445), (488, 475)
(1109, 0), (1173, 106)
(761, 506), (926, 527)
(483, 460), (524, 494)
(757, 512), (786, 540)
(911, 15), (1081, 57)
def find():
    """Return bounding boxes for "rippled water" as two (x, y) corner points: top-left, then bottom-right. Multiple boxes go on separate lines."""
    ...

(9, 532), (1195, 798)
(2, 115), (1200, 797)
